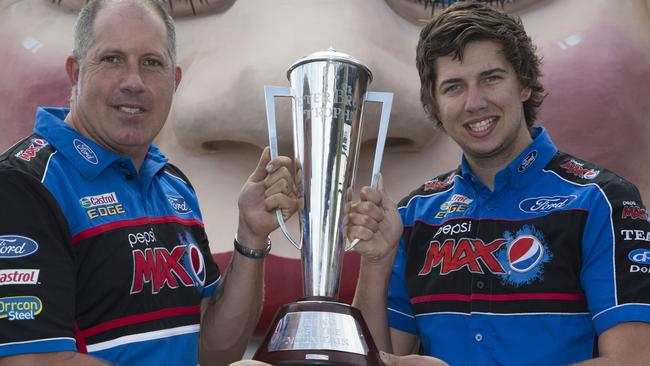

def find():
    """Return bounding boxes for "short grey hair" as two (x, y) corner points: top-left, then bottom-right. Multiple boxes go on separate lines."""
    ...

(72, 0), (177, 65)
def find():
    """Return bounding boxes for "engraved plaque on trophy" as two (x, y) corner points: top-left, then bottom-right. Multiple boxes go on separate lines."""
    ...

(255, 48), (393, 366)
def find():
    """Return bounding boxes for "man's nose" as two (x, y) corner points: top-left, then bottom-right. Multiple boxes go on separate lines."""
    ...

(464, 85), (488, 113)
(119, 63), (146, 93)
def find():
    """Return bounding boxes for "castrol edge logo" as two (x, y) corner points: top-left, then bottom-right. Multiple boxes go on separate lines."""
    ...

(79, 192), (118, 208)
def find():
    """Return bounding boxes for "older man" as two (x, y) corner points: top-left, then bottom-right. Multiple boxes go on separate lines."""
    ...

(0, 0), (294, 365)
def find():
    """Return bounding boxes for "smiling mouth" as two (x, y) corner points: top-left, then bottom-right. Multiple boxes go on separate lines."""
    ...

(466, 117), (496, 133)
(117, 106), (145, 114)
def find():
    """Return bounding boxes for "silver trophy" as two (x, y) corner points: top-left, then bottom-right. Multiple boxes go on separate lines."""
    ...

(254, 49), (392, 366)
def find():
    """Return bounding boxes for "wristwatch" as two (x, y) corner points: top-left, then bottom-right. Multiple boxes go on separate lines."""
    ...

(233, 235), (272, 259)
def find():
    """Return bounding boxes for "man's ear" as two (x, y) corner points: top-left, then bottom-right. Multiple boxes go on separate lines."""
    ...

(520, 86), (532, 102)
(65, 56), (80, 85)
(174, 65), (182, 90)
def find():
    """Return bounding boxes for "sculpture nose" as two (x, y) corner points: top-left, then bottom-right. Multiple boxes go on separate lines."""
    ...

(169, 57), (436, 156)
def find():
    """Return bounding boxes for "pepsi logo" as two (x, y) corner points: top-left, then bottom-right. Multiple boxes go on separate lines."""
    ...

(583, 169), (600, 180)
(508, 235), (544, 273)
(184, 243), (205, 287)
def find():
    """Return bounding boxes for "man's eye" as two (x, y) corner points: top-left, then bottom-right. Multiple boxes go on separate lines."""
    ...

(443, 84), (462, 95)
(55, 0), (236, 17)
(143, 59), (163, 67)
(384, 0), (538, 26)
(102, 55), (121, 64)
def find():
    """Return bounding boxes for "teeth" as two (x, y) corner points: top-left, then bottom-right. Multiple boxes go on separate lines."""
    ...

(468, 118), (495, 132)
(119, 106), (143, 114)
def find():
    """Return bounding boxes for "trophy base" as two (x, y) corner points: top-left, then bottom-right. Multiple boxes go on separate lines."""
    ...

(253, 297), (381, 366)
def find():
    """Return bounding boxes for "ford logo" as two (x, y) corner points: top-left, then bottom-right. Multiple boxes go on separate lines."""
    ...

(0, 235), (39, 258)
(74, 139), (99, 165)
(518, 150), (538, 172)
(167, 196), (193, 215)
(629, 249), (650, 265)
(519, 195), (577, 213)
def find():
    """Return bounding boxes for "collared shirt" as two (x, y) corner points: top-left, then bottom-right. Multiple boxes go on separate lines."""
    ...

(388, 126), (650, 365)
(0, 107), (220, 365)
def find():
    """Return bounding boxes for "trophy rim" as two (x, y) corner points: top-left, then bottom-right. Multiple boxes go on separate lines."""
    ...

(287, 48), (373, 82)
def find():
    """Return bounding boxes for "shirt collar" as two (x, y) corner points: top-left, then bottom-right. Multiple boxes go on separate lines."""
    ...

(34, 107), (167, 181)
(460, 126), (558, 193)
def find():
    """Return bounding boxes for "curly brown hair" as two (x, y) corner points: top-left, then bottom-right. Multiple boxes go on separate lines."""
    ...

(416, 1), (546, 127)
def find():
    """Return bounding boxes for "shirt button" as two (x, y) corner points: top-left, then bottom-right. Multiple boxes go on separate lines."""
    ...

(476, 281), (485, 289)
(475, 333), (483, 342)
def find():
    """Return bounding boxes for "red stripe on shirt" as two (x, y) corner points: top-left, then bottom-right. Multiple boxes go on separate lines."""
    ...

(74, 321), (88, 353)
(79, 305), (201, 339)
(410, 292), (586, 304)
(72, 216), (204, 244)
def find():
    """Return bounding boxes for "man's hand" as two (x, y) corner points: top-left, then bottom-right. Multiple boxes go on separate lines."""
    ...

(236, 147), (297, 246)
(348, 176), (403, 264)
(380, 351), (449, 366)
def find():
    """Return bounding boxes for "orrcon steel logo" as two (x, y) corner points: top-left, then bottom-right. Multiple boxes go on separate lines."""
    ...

(0, 296), (42, 321)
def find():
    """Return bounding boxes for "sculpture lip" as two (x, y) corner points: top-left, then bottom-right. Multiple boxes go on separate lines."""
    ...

(287, 48), (373, 82)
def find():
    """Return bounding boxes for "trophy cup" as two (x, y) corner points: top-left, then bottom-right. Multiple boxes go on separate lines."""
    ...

(254, 48), (393, 365)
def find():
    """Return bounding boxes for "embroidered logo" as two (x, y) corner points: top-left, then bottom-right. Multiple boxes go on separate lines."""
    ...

(73, 139), (98, 165)
(15, 139), (48, 161)
(518, 150), (537, 172)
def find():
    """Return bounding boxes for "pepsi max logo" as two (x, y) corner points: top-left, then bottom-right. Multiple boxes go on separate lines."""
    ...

(167, 196), (192, 215)
(628, 249), (650, 265)
(508, 235), (544, 273)
(519, 195), (577, 213)
(583, 169), (600, 180)
(184, 243), (206, 287)
(518, 150), (538, 172)
(0, 236), (39, 258)
(73, 139), (98, 165)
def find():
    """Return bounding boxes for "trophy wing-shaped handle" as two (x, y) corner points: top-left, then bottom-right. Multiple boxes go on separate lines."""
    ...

(264, 85), (302, 251)
(346, 91), (394, 251)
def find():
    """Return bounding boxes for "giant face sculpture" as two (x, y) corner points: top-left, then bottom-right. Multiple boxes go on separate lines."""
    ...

(2, 0), (649, 333)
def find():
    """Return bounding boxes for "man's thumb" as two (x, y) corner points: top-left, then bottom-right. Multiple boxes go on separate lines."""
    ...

(249, 147), (272, 182)
(379, 351), (398, 365)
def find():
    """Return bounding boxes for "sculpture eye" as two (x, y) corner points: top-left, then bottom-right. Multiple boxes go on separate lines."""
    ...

(384, 0), (541, 26)
(53, 0), (236, 17)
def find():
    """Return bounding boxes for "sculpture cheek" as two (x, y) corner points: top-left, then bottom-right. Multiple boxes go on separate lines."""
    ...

(0, 34), (71, 149)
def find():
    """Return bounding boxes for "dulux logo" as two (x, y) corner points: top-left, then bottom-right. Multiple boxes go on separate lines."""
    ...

(73, 139), (98, 165)
(167, 196), (192, 215)
(518, 150), (538, 172)
(519, 195), (577, 213)
(0, 236), (39, 258)
(628, 249), (650, 265)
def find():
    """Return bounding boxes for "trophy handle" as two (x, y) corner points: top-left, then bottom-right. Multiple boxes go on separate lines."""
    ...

(264, 85), (302, 251)
(346, 91), (394, 251)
